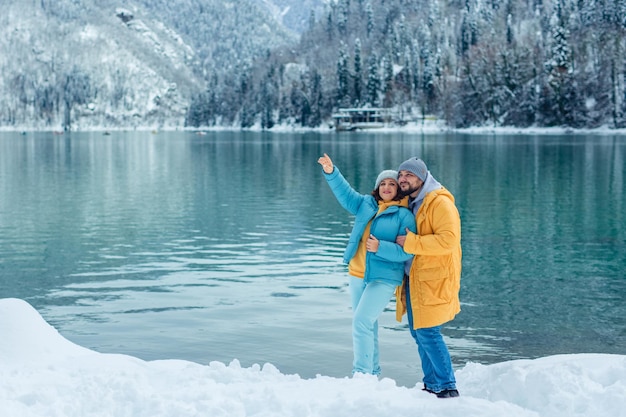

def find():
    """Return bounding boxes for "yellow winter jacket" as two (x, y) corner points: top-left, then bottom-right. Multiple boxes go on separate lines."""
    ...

(395, 187), (462, 329)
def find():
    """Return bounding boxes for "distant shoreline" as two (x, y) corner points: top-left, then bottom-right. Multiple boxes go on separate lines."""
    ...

(2, 122), (626, 136)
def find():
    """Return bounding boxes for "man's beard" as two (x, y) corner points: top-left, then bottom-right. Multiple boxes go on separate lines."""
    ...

(400, 184), (421, 197)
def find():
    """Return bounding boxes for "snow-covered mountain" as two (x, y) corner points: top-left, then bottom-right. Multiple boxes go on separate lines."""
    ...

(5, 0), (622, 130)
(0, 0), (297, 130)
(253, 0), (327, 33)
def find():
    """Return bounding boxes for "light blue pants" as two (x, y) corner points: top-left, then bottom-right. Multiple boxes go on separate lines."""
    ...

(349, 276), (396, 375)
(405, 279), (457, 392)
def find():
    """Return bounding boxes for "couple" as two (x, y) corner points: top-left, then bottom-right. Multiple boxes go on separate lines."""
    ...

(318, 153), (462, 399)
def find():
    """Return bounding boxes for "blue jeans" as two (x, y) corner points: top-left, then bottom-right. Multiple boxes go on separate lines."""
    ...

(349, 276), (396, 375)
(405, 279), (457, 392)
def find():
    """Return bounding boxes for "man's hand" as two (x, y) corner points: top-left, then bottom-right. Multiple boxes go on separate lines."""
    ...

(396, 228), (411, 247)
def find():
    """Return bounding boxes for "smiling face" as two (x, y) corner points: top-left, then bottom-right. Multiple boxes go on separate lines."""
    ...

(398, 170), (424, 197)
(377, 178), (399, 202)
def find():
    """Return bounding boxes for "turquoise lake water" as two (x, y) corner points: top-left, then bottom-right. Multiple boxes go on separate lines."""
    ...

(1, 130), (624, 387)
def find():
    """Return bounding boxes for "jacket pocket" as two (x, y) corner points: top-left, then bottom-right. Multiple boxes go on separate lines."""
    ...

(413, 258), (453, 306)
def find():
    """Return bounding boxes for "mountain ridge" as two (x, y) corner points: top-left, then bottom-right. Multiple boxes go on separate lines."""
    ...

(0, 0), (302, 130)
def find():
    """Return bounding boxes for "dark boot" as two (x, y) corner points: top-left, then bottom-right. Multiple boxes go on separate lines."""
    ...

(421, 384), (435, 394)
(436, 389), (460, 398)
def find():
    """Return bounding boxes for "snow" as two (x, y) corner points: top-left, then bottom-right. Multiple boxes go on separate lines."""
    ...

(1, 298), (624, 417)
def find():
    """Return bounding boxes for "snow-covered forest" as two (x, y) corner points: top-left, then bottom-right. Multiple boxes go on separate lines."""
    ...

(188, 0), (626, 129)
(0, 0), (296, 130)
(2, 0), (625, 130)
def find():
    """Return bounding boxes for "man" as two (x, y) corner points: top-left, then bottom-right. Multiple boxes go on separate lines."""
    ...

(394, 157), (462, 398)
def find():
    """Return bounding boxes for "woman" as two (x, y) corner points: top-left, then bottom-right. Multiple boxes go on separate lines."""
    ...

(318, 153), (416, 376)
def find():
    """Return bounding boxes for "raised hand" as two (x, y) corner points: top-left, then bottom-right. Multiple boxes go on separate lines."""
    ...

(317, 153), (334, 174)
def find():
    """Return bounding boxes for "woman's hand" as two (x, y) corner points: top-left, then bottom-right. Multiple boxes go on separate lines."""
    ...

(317, 153), (334, 174)
(366, 234), (379, 253)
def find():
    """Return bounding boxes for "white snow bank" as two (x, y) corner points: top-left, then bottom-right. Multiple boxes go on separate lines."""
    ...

(1, 298), (624, 417)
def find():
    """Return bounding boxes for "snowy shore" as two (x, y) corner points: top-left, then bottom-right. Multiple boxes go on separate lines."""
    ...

(3, 121), (626, 135)
(1, 298), (624, 417)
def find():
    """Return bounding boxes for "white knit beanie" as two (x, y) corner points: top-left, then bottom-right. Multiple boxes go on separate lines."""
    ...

(374, 170), (399, 189)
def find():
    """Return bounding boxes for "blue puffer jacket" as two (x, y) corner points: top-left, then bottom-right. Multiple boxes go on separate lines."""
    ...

(323, 167), (417, 286)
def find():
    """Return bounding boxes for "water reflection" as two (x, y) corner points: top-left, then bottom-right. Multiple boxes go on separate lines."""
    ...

(1, 131), (624, 387)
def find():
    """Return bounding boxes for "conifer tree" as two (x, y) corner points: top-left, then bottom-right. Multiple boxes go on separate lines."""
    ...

(366, 1), (374, 37)
(541, 4), (579, 126)
(366, 52), (380, 106)
(337, 42), (350, 107)
(353, 38), (363, 106)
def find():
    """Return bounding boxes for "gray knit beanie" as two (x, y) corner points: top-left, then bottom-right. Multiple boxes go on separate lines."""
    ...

(374, 170), (398, 189)
(398, 157), (428, 181)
